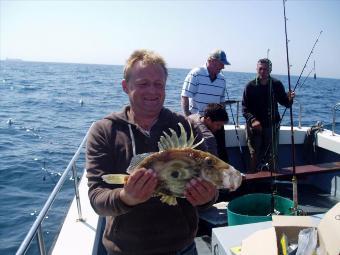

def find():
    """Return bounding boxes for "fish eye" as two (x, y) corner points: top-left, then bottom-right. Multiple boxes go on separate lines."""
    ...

(171, 170), (179, 178)
(204, 157), (213, 166)
(166, 168), (191, 180)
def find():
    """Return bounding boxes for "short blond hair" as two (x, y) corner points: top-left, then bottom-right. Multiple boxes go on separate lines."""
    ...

(123, 49), (168, 82)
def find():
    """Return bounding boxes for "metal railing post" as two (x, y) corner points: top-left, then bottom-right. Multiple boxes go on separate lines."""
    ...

(236, 101), (240, 127)
(72, 162), (84, 221)
(332, 103), (340, 136)
(16, 123), (94, 255)
(298, 103), (302, 129)
(37, 226), (46, 255)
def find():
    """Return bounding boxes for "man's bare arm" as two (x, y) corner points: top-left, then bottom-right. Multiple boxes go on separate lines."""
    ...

(181, 96), (191, 116)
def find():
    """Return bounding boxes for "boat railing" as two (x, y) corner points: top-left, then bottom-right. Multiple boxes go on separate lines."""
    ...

(225, 99), (241, 127)
(332, 102), (340, 136)
(225, 99), (303, 128)
(294, 100), (302, 129)
(16, 123), (94, 255)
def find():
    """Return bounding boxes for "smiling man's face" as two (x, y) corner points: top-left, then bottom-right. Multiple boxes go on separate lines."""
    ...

(122, 61), (166, 119)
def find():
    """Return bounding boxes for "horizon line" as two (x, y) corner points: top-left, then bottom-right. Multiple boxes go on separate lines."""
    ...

(0, 58), (338, 80)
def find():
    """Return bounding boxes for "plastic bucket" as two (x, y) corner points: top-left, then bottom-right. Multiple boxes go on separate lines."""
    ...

(227, 193), (294, 226)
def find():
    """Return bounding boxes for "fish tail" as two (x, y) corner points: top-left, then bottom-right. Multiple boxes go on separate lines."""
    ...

(160, 194), (178, 206)
(102, 174), (129, 184)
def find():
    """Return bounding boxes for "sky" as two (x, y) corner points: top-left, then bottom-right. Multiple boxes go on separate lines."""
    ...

(1, 0), (339, 79)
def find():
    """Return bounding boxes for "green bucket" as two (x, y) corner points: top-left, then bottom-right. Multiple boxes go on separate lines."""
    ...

(227, 193), (294, 226)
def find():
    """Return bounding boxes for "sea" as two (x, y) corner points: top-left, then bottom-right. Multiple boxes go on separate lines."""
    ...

(0, 60), (339, 254)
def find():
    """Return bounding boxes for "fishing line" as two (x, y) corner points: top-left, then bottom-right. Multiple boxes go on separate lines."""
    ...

(279, 67), (314, 121)
(277, 31), (322, 125)
(294, 30), (322, 91)
(296, 67), (314, 90)
(42, 160), (57, 185)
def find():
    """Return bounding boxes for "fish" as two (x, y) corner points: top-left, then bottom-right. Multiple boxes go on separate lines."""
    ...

(102, 122), (242, 205)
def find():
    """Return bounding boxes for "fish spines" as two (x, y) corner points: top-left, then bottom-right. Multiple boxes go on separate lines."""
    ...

(186, 122), (195, 147)
(169, 128), (180, 148)
(185, 121), (204, 149)
(157, 121), (204, 151)
(159, 131), (173, 150)
(158, 133), (170, 151)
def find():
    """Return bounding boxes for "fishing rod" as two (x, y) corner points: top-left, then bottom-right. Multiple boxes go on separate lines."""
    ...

(299, 68), (314, 90)
(273, 30), (321, 140)
(283, 0), (298, 215)
(269, 76), (278, 215)
(279, 67), (314, 121)
(300, 69), (315, 88)
(294, 30), (322, 91)
(224, 88), (247, 172)
(268, 31), (322, 126)
(259, 28), (322, 172)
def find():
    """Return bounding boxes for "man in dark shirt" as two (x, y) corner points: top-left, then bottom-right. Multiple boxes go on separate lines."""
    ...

(242, 58), (295, 171)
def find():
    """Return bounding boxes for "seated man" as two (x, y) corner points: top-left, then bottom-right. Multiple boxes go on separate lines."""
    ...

(188, 103), (229, 161)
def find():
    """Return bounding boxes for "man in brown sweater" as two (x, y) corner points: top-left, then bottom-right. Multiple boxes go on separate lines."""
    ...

(86, 49), (217, 255)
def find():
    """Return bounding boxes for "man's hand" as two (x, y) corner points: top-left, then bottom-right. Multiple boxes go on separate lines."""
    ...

(119, 168), (158, 206)
(181, 96), (191, 116)
(251, 119), (262, 132)
(184, 178), (217, 206)
(288, 91), (295, 101)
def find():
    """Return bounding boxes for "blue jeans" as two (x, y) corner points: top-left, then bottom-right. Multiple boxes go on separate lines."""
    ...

(176, 242), (198, 255)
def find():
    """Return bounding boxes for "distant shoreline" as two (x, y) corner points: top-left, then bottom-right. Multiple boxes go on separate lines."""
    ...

(4, 58), (24, 62)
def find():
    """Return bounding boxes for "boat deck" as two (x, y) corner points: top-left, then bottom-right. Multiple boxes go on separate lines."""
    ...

(18, 122), (340, 255)
(244, 161), (340, 181)
(195, 182), (340, 254)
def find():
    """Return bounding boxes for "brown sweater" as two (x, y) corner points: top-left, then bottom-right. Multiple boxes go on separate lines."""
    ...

(86, 106), (213, 255)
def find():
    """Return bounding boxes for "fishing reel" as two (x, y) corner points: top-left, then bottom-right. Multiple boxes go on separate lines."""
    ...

(289, 207), (306, 216)
(308, 121), (324, 133)
(257, 162), (270, 171)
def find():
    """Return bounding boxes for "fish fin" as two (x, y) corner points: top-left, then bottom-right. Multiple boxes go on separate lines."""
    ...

(169, 128), (179, 148)
(186, 122), (196, 147)
(158, 133), (172, 151)
(158, 140), (165, 151)
(160, 194), (178, 206)
(157, 121), (204, 150)
(127, 152), (153, 174)
(191, 137), (204, 149)
(185, 121), (204, 149)
(102, 174), (129, 184)
(178, 122), (188, 148)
